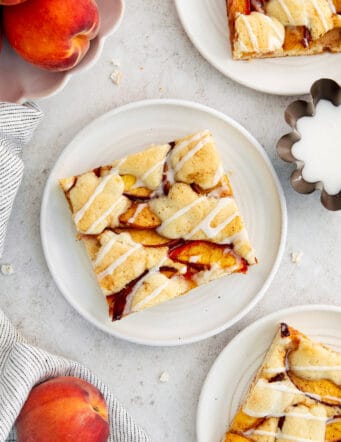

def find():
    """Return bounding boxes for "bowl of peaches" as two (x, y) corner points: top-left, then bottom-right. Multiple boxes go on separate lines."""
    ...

(0, 0), (124, 103)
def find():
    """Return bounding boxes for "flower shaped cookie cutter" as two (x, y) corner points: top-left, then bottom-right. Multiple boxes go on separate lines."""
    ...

(277, 78), (341, 211)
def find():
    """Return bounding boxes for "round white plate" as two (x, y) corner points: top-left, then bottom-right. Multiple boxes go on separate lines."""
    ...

(41, 99), (286, 346)
(197, 305), (341, 442)
(175, 0), (341, 95)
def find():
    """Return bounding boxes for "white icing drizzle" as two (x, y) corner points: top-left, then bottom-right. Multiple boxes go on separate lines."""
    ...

(131, 159), (165, 189)
(259, 380), (341, 404)
(123, 256), (168, 315)
(245, 429), (323, 442)
(275, 412), (327, 422)
(93, 234), (120, 268)
(165, 153), (175, 186)
(216, 227), (246, 245)
(132, 278), (170, 312)
(278, 0), (295, 24)
(263, 365), (341, 374)
(150, 146), (176, 198)
(173, 136), (212, 174)
(157, 196), (207, 234)
(238, 39), (250, 53)
(111, 157), (126, 174)
(243, 407), (327, 421)
(212, 164), (224, 187)
(184, 197), (237, 240)
(239, 14), (259, 51)
(263, 367), (288, 374)
(311, 0), (330, 31)
(73, 158), (127, 227)
(263, 15), (285, 49)
(141, 159), (165, 183)
(293, 364), (341, 371)
(97, 242), (142, 280)
(85, 196), (125, 234)
(127, 203), (147, 224)
(172, 130), (210, 158)
(328, 0), (336, 13)
(73, 174), (114, 226)
(264, 14), (285, 40)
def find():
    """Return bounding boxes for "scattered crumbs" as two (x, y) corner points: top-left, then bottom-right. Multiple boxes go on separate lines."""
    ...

(139, 66), (144, 71)
(228, 170), (234, 175)
(291, 251), (303, 264)
(1, 264), (14, 275)
(218, 296), (221, 299)
(110, 58), (121, 67)
(110, 70), (123, 85)
(159, 87), (164, 93)
(159, 371), (170, 383)
(149, 400), (155, 406)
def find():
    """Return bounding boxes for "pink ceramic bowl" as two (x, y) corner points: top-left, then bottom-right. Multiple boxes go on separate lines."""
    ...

(0, 0), (124, 103)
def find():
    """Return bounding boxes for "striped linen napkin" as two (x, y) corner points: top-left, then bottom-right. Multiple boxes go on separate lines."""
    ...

(0, 310), (150, 442)
(0, 102), (150, 441)
(0, 102), (42, 258)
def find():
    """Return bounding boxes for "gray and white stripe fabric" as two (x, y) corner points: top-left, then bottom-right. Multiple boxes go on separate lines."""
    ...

(0, 102), (43, 258)
(0, 310), (150, 442)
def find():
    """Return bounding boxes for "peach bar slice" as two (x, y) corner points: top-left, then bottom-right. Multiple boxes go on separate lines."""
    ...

(227, 0), (341, 60)
(224, 323), (341, 442)
(59, 130), (256, 320)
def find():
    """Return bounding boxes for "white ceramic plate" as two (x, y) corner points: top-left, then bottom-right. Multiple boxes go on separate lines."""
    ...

(197, 305), (341, 442)
(41, 99), (286, 346)
(175, 0), (341, 95)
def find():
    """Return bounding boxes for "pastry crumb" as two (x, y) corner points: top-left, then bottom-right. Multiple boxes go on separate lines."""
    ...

(159, 371), (170, 383)
(159, 87), (164, 93)
(291, 251), (303, 264)
(110, 59), (121, 67)
(1, 264), (14, 275)
(110, 70), (123, 85)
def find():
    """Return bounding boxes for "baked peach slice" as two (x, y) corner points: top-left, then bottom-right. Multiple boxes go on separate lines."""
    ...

(121, 174), (152, 199)
(169, 240), (241, 270)
(229, 408), (264, 433)
(288, 372), (341, 406)
(119, 203), (161, 229)
(192, 175), (232, 198)
(325, 418), (341, 442)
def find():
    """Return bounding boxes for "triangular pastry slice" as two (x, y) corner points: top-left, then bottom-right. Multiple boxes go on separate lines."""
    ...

(224, 323), (341, 442)
(60, 130), (257, 320)
(227, 0), (341, 60)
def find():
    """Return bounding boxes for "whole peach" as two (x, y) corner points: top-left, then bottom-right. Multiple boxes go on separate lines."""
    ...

(3, 0), (99, 71)
(16, 376), (110, 442)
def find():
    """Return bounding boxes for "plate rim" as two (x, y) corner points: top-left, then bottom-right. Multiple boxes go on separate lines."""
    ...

(174, 0), (337, 96)
(196, 304), (341, 441)
(40, 98), (287, 346)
